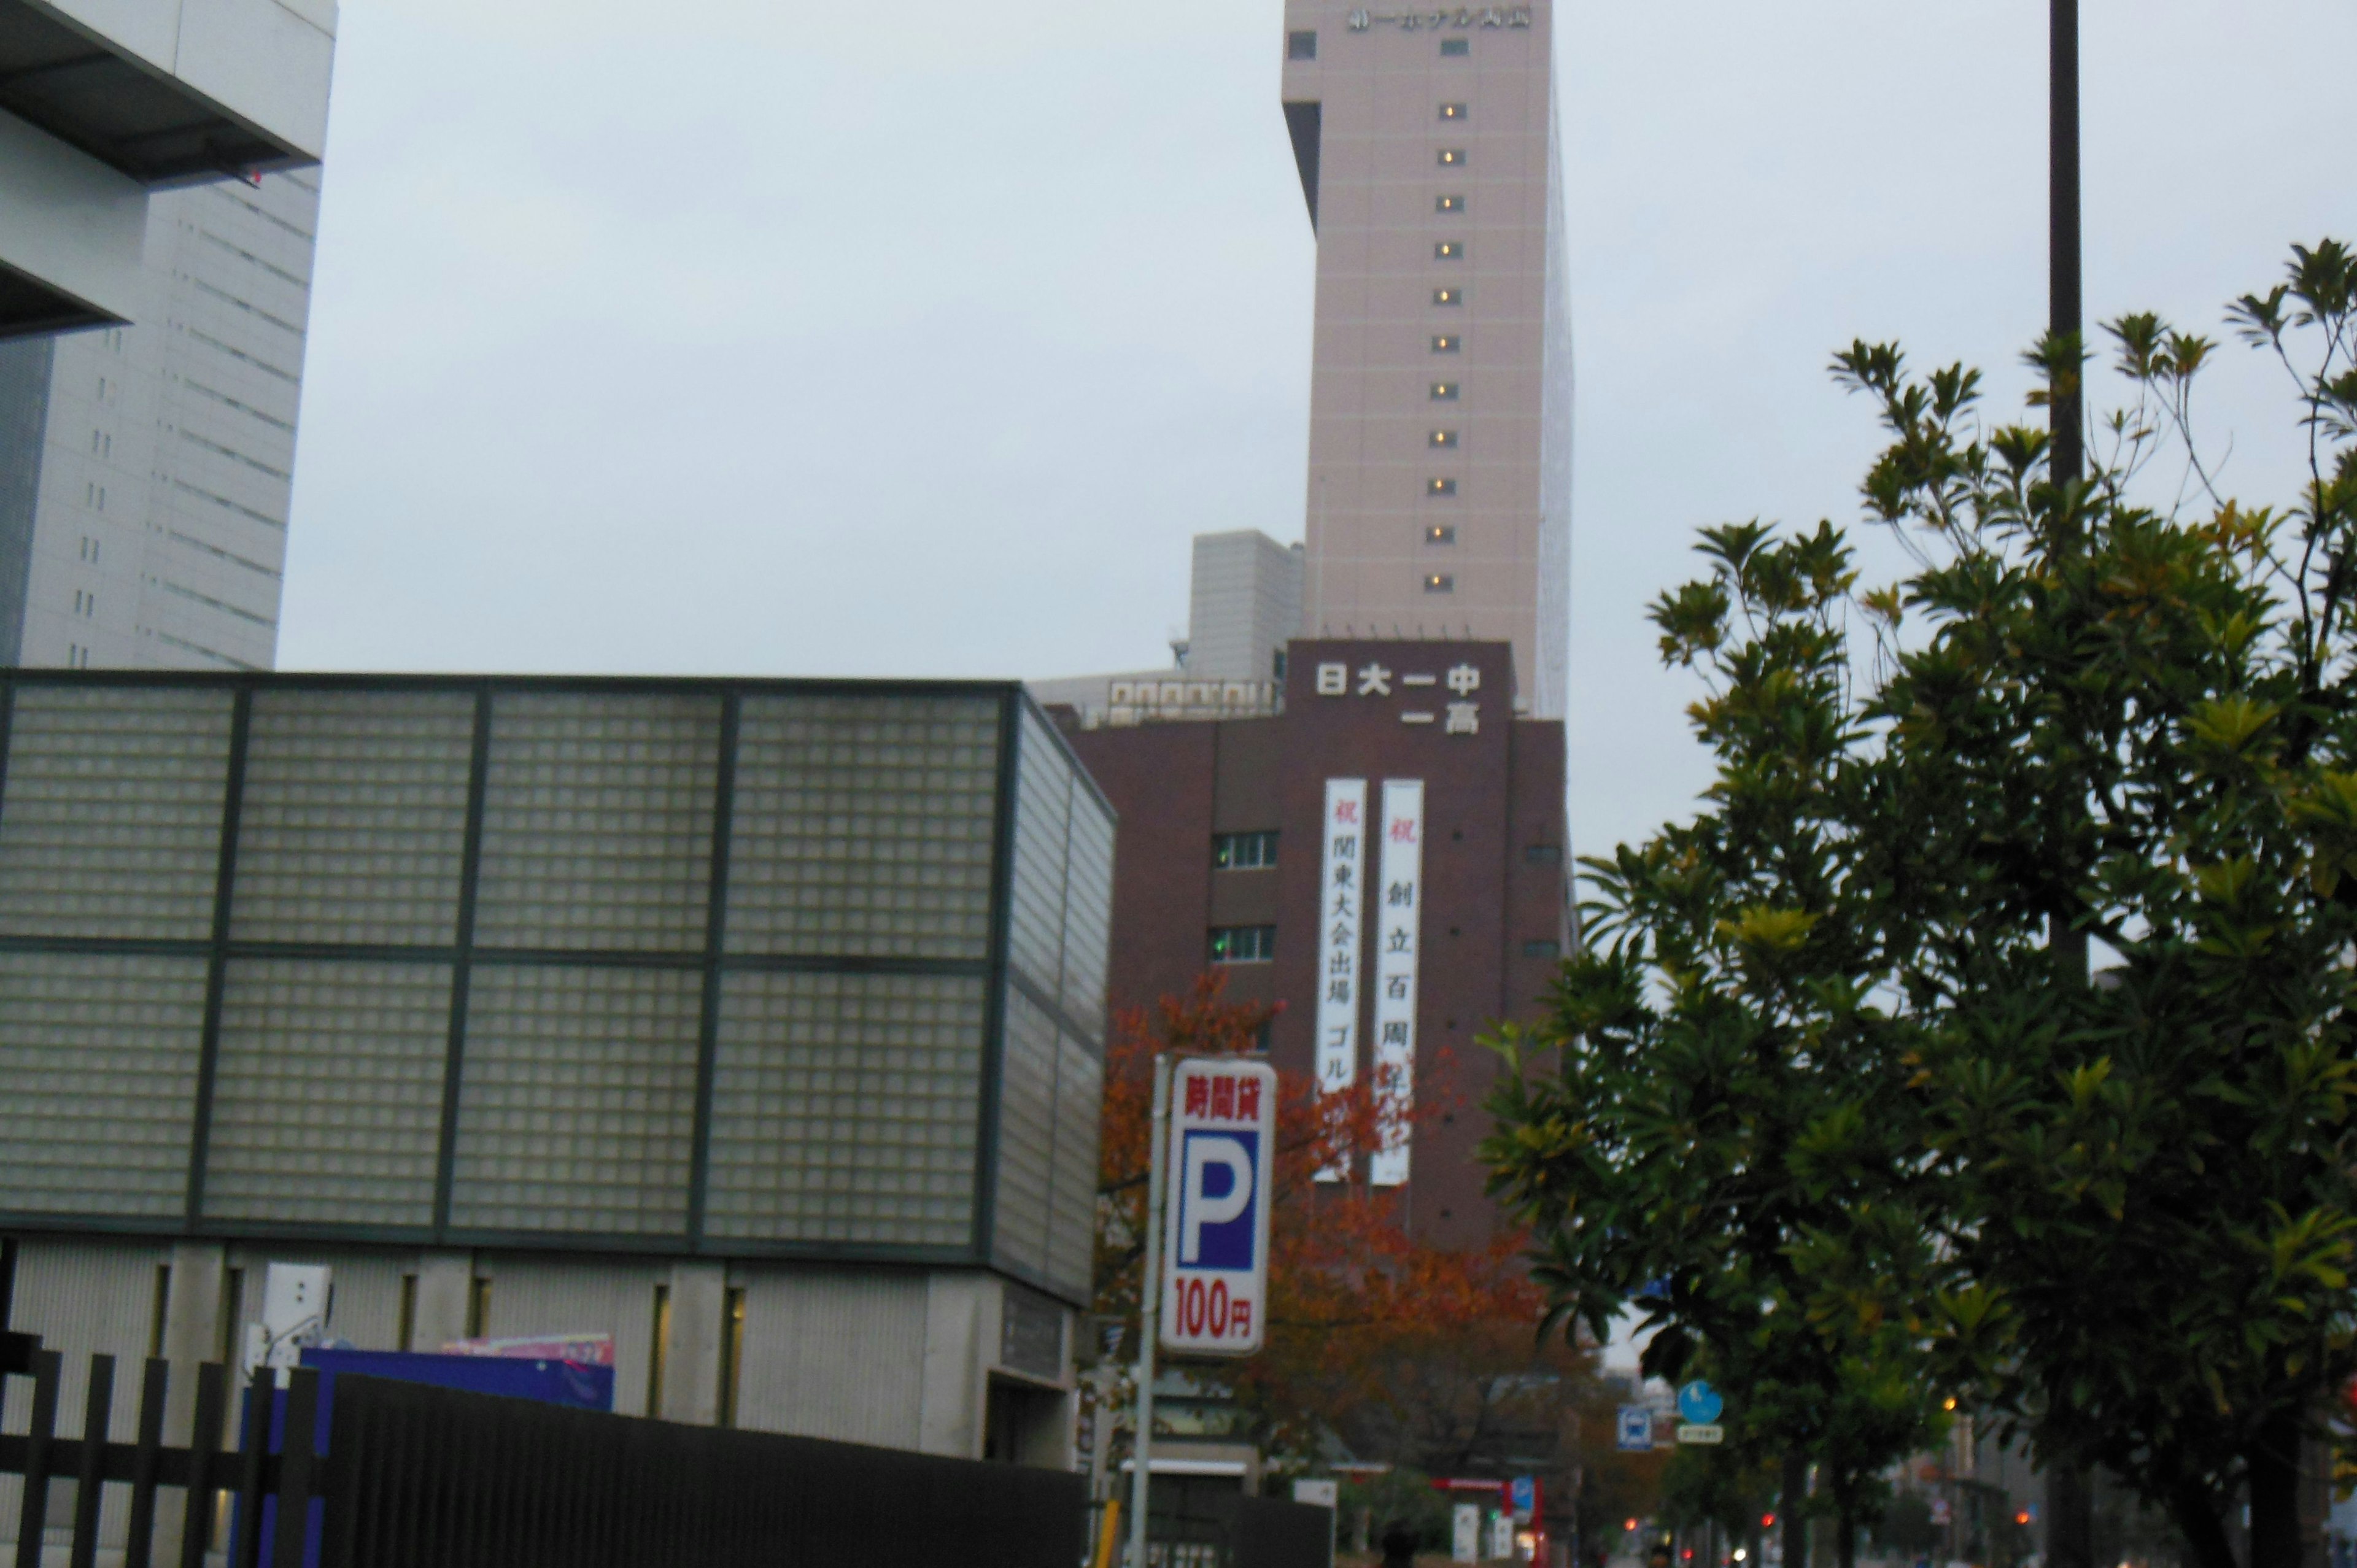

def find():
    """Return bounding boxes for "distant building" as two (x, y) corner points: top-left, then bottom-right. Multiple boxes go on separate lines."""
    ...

(0, 170), (323, 671)
(0, 673), (1110, 1466)
(1030, 530), (1304, 727)
(1059, 638), (1569, 1250)
(1278, 2), (1574, 719)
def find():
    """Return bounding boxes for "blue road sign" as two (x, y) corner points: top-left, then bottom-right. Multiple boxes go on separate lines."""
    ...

(1616, 1405), (1654, 1451)
(1678, 1380), (1725, 1425)
(1511, 1477), (1537, 1513)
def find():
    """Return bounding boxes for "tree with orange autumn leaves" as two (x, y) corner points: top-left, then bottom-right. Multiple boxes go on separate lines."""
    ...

(1093, 974), (1598, 1478)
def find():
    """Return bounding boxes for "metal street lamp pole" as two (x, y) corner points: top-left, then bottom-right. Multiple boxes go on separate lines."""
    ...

(2045, 4), (2097, 1567)
(1127, 1055), (1174, 1568)
(2049, 0), (2084, 490)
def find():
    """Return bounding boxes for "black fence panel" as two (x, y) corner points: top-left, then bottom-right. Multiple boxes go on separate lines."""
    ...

(1233, 1497), (1334, 1568)
(319, 1373), (1089, 1568)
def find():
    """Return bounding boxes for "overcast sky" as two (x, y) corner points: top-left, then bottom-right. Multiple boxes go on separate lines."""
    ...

(280, 0), (2356, 865)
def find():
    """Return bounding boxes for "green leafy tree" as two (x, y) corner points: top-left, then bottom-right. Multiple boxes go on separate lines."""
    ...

(1480, 520), (1949, 1568)
(1484, 238), (2357, 1568)
(1849, 242), (2357, 1568)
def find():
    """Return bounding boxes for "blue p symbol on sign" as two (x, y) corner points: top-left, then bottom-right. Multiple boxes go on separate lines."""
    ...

(1178, 1131), (1259, 1269)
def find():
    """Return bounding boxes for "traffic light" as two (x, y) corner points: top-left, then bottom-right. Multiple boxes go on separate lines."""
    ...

(1627, 1521), (1641, 1534)
(1760, 1515), (1777, 1531)
(2016, 1512), (2032, 1527)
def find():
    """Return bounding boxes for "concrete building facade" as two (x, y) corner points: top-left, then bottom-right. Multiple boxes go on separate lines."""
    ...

(1056, 637), (1570, 1250)
(1279, 3), (1573, 719)
(0, 673), (1112, 1468)
(0, 168), (320, 670)
(0, 0), (335, 337)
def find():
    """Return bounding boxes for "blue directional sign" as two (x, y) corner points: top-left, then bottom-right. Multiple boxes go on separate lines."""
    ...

(1678, 1380), (1725, 1426)
(1616, 1405), (1654, 1451)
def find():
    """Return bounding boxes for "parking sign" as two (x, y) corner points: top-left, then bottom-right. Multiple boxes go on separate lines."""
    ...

(1616, 1406), (1654, 1451)
(1161, 1058), (1279, 1355)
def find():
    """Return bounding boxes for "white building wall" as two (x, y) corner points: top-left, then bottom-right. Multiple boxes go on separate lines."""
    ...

(733, 1267), (932, 1448)
(1186, 530), (1304, 684)
(12, 168), (315, 670)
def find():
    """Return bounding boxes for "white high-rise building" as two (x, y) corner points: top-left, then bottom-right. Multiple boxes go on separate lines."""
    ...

(1279, 2), (1574, 719)
(0, 0), (336, 670)
(0, 170), (320, 668)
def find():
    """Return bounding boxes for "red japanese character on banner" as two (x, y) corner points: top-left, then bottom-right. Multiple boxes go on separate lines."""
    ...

(1237, 1078), (1262, 1121)
(1389, 819), (1418, 843)
(1211, 1076), (1236, 1119)
(1334, 800), (1361, 825)
(1185, 1076), (1209, 1116)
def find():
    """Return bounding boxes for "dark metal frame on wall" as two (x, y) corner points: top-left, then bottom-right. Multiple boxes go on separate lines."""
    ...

(0, 672), (1112, 1305)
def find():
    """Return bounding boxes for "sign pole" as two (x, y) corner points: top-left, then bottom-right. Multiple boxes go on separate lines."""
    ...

(1128, 1052), (1174, 1568)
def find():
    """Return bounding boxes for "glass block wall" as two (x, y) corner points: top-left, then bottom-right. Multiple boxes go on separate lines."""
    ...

(991, 709), (1114, 1299)
(0, 676), (1113, 1302)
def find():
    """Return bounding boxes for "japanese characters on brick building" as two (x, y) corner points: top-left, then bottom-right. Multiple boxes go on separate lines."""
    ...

(1314, 658), (1485, 736)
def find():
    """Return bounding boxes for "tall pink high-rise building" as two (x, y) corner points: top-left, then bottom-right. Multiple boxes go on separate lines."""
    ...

(1280, 3), (1573, 719)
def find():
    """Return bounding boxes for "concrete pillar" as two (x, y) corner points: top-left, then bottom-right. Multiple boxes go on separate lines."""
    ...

(408, 1253), (473, 1351)
(657, 1262), (726, 1425)
(919, 1273), (988, 1458)
(152, 1243), (228, 1566)
(157, 1242), (228, 1439)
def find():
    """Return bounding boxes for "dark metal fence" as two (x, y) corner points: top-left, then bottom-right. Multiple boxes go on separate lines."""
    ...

(1144, 1478), (1334, 1568)
(321, 1372), (1087, 1568)
(1, 1343), (1088, 1568)
(1232, 1497), (1334, 1568)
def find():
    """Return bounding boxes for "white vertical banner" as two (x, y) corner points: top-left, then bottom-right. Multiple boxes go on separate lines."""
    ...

(1371, 779), (1425, 1188)
(1315, 779), (1369, 1181)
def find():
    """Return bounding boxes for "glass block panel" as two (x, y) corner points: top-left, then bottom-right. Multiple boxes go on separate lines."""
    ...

(0, 686), (233, 940)
(726, 695), (1000, 960)
(706, 971), (984, 1248)
(450, 964), (700, 1236)
(1063, 789), (1116, 1035)
(1007, 712), (1070, 1001)
(990, 983), (1058, 1279)
(233, 690), (476, 947)
(472, 692), (719, 952)
(0, 952), (207, 1216)
(1046, 1026), (1104, 1300)
(206, 959), (452, 1227)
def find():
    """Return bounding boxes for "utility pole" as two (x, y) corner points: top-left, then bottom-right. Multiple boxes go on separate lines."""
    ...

(2048, 0), (2084, 492)
(2045, 6), (2097, 1568)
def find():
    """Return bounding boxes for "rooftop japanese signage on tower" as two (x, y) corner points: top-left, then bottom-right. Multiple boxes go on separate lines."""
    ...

(1314, 660), (1485, 735)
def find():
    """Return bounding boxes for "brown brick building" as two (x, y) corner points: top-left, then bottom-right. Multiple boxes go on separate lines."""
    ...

(1056, 638), (1570, 1250)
